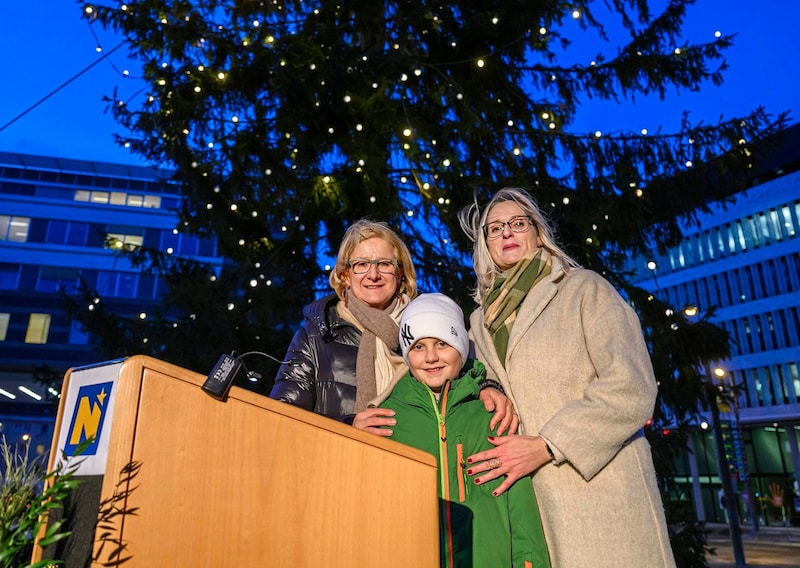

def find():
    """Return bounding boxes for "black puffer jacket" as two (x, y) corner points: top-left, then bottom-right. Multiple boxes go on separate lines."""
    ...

(270, 293), (362, 422)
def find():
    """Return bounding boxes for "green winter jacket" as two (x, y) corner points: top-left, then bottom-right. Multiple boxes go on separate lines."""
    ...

(379, 360), (550, 568)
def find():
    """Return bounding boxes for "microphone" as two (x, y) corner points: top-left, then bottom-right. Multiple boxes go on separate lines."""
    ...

(202, 350), (296, 400)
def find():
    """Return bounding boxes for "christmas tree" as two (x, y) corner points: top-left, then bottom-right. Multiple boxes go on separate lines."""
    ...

(68, 1), (788, 562)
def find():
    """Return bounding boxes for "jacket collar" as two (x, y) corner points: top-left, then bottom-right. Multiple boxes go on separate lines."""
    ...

(302, 293), (345, 338)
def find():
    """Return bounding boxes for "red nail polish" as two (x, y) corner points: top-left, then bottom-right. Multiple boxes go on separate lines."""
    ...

(488, 436), (495, 441)
(492, 491), (498, 497)
(474, 478), (480, 484)
(466, 469), (473, 475)
(466, 458), (473, 464)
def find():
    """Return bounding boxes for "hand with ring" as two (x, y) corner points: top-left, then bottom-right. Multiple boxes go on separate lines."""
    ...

(465, 435), (554, 496)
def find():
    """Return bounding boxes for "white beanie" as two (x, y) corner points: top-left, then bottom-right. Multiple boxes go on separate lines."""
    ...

(399, 293), (469, 366)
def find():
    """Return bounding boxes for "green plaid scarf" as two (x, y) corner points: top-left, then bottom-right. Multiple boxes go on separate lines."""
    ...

(482, 250), (551, 365)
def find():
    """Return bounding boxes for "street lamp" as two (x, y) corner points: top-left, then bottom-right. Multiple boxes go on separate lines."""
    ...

(706, 366), (746, 566)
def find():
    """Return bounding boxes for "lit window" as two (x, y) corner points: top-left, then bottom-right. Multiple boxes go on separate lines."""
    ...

(106, 225), (145, 249)
(25, 313), (51, 344)
(0, 215), (30, 242)
(106, 232), (144, 248)
(127, 194), (144, 207)
(0, 313), (9, 341)
(90, 191), (110, 204)
(74, 188), (161, 210)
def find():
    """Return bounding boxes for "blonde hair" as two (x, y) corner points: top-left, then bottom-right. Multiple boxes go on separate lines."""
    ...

(329, 219), (418, 301)
(458, 186), (580, 303)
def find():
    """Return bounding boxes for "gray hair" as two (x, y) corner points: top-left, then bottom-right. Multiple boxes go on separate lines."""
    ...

(458, 186), (580, 303)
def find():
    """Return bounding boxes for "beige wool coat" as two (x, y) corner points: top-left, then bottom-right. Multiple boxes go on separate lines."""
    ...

(469, 256), (676, 568)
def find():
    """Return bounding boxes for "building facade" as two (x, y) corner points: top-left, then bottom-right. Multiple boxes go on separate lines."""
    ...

(629, 148), (800, 527)
(0, 152), (222, 456)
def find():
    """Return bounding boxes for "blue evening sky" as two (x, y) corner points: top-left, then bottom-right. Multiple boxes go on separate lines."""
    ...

(0, 1), (797, 167)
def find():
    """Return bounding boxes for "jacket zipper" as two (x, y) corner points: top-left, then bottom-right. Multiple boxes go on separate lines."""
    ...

(428, 382), (454, 568)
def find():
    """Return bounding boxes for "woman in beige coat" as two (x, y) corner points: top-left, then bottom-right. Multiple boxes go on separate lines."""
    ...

(458, 187), (675, 568)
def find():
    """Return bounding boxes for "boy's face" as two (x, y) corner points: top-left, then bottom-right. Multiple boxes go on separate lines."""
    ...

(407, 338), (463, 392)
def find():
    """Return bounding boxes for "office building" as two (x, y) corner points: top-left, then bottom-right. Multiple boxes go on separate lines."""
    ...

(0, 152), (222, 455)
(628, 125), (800, 526)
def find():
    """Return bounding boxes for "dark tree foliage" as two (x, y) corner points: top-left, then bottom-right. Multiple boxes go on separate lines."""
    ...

(71, 0), (788, 563)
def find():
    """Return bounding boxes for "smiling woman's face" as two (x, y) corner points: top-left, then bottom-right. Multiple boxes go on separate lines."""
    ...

(485, 201), (541, 270)
(343, 237), (401, 309)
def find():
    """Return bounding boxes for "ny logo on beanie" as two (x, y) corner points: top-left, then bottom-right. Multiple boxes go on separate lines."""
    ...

(400, 323), (414, 348)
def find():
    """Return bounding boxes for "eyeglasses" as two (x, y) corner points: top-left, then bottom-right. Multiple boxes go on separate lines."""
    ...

(348, 258), (399, 274)
(483, 216), (533, 240)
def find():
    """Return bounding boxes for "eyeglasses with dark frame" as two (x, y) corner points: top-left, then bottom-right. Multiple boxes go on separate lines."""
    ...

(348, 258), (399, 274)
(483, 216), (533, 240)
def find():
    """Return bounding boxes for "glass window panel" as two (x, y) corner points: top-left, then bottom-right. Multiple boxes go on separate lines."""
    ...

(198, 237), (217, 257)
(67, 223), (89, 246)
(74, 189), (90, 202)
(0, 216), (30, 242)
(161, 231), (180, 253)
(179, 235), (199, 256)
(90, 191), (110, 204)
(0, 313), (9, 341)
(110, 192), (127, 206)
(127, 194), (143, 207)
(735, 221), (746, 252)
(143, 195), (161, 208)
(767, 210), (781, 242)
(125, 234), (143, 247)
(37, 267), (79, 293)
(25, 313), (51, 344)
(95, 271), (117, 296)
(9, 217), (29, 242)
(68, 320), (89, 345)
(46, 220), (68, 244)
(0, 264), (19, 290)
(116, 273), (138, 298)
(779, 205), (795, 237)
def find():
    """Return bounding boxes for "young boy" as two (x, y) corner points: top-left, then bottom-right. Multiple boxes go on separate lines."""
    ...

(372, 293), (550, 568)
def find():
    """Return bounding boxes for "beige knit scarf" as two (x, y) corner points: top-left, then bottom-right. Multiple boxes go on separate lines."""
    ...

(339, 290), (409, 413)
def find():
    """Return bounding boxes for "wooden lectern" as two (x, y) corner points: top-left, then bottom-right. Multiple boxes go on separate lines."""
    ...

(34, 355), (439, 567)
